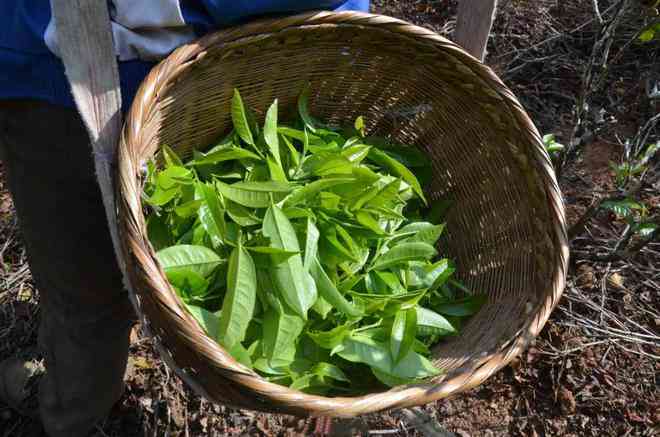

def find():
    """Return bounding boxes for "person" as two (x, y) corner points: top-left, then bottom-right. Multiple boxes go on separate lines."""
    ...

(0, 2), (370, 436)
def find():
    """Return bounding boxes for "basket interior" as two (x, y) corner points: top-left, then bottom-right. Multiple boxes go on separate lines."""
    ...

(133, 23), (550, 382)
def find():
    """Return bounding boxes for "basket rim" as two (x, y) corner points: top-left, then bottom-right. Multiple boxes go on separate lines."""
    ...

(117, 10), (569, 416)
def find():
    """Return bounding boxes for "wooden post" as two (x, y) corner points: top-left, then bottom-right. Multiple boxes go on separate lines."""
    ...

(453, 0), (498, 61)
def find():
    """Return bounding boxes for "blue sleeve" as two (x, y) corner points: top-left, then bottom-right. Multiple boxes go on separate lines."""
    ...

(193, 0), (369, 29)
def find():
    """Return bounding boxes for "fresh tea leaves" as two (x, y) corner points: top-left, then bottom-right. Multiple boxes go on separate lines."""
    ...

(144, 88), (485, 394)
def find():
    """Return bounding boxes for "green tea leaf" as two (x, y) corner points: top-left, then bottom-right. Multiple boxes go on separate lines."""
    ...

(229, 342), (253, 368)
(310, 258), (362, 318)
(166, 268), (209, 297)
(253, 357), (288, 375)
(263, 303), (305, 366)
(319, 191), (342, 210)
(312, 156), (355, 177)
(337, 335), (395, 375)
(341, 144), (371, 163)
(303, 218), (320, 271)
(263, 205), (318, 318)
(397, 222), (444, 246)
(435, 295), (486, 317)
(225, 200), (261, 227)
(216, 180), (291, 208)
(356, 211), (385, 235)
(354, 116), (365, 137)
(157, 166), (192, 190)
(255, 269), (280, 313)
(335, 225), (361, 259)
(298, 85), (317, 133)
(368, 148), (427, 204)
(371, 242), (436, 270)
(389, 348), (441, 380)
(218, 243), (257, 349)
(427, 259), (455, 290)
(191, 147), (262, 166)
(350, 185), (381, 210)
(308, 325), (352, 351)
(372, 367), (414, 387)
(340, 334), (439, 380)
(312, 296), (333, 319)
(267, 155), (288, 182)
(264, 99), (281, 164)
(284, 178), (355, 207)
(247, 247), (300, 267)
(162, 144), (184, 167)
(313, 362), (349, 382)
(174, 200), (203, 218)
(157, 245), (223, 277)
(373, 271), (406, 294)
(416, 307), (456, 334)
(144, 185), (179, 206)
(231, 89), (255, 146)
(391, 308), (417, 364)
(196, 182), (227, 247)
(407, 259), (454, 290)
(185, 304), (220, 340)
(147, 214), (173, 251)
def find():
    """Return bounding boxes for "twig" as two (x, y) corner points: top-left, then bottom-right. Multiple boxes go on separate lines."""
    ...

(495, 2), (619, 59)
(632, 112), (660, 157)
(593, 0), (604, 24)
(560, 0), (630, 175)
(599, 261), (613, 325)
(95, 425), (110, 437)
(504, 53), (563, 77)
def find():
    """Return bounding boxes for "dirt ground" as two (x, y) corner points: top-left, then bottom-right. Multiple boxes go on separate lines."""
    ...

(1, 1), (658, 436)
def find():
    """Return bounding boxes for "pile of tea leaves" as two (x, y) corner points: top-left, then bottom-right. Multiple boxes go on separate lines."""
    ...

(143, 88), (485, 394)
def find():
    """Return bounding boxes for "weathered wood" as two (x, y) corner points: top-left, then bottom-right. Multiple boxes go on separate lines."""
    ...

(50, 1), (126, 277)
(453, 0), (498, 61)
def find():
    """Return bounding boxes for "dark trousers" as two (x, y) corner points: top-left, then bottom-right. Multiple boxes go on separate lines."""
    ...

(0, 100), (135, 437)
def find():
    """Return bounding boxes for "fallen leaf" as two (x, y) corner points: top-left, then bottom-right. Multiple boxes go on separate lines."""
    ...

(576, 264), (595, 288)
(607, 272), (624, 289)
(558, 386), (576, 414)
(129, 356), (153, 370)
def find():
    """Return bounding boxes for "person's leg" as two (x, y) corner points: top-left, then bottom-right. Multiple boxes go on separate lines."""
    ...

(0, 100), (135, 437)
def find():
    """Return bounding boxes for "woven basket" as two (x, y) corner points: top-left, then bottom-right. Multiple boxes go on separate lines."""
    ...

(117, 11), (568, 416)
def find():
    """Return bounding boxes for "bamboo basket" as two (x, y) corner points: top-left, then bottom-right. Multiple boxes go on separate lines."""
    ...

(117, 11), (568, 416)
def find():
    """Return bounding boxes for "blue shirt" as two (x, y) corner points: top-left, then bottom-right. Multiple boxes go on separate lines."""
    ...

(0, 1), (369, 111)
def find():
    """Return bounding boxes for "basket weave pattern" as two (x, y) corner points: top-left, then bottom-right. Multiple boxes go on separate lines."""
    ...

(117, 11), (568, 416)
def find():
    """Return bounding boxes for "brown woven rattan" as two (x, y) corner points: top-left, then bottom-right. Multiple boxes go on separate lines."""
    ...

(117, 11), (569, 416)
